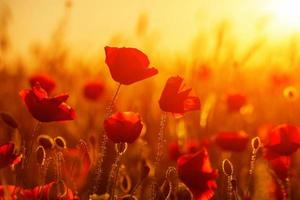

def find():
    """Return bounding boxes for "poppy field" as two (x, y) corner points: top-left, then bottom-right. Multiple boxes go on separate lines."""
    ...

(2, 0), (300, 200)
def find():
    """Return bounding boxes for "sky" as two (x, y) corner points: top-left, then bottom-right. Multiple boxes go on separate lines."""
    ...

(1, 0), (299, 57)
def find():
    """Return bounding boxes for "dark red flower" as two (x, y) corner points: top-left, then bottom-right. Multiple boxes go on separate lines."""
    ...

(226, 93), (247, 112)
(63, 141), (91, 189)
(104, 112), (143, 143)
(264, 124), (300, 156)
(29, 73), (56, 94)
(19, 84), (76, 122)
(104, 46), (158, 85)
(159, 76), (201, 115)
(0, 142), (21, 169)
(83, 80), (105, 101)
(177, 148), (218, 200)
(269, 156), (291, 180)
(215, 131), (249, 152)
(0, 182), (74, 200)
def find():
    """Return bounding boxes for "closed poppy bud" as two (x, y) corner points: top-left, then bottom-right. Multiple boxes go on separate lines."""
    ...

(177, 148), (218, 200)
(29, 73), (56, 94)
(19, 84), (76, 122)
(264, 124), (300, 156)
(159, 76), (201, 115)
(104, 46), (158, 85)
(225, 93), (247, 112)
(54, 136), (67, 149)
(104, 112), (143, 143)
(215, 131), (249, 152)
(83, 80), (105, 101)
(37, 134), (54, 150)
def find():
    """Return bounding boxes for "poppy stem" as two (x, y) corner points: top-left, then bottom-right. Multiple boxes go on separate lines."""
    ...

(92, 83), (121, 194)
(108, 143), (127, 200)
(151, 112), (168, 200)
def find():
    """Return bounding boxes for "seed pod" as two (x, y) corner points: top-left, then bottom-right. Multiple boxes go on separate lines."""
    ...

(54, 136), (67, 149)
(37, 135), (54, 150)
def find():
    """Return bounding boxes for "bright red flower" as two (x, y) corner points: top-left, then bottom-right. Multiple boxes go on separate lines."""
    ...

(83, 80), (105, 101)
(225, 93), (247, 112)
(215, 131), (249, 152)
(159, 76), (201, 115)
(0, 143), (21, 169)
(104, 46), (158, 85)
(29, 73), (56, 94)
(264, 124), (300, 156)
(269, 156), (291, 180)
(19, 84), (76, 122)
(104, 112), (143, 143)
(177, 148), (218, 200)
(270, 72), (291, 88)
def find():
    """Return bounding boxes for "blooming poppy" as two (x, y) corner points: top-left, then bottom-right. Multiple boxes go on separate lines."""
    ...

(29, 73), (56, 94)
(104, 46), (158, 85)
(264, 124), (300, 156)
(83, 80), (105, 101)
(159, 76), (200, 115)
(0, 142), (21, 169)
(104, 112), (143, 143)
(225, 93), (247, 112)
(177, 148), (218, 200)
(19, 84), (76, 122)
(215, 131), (249, 152)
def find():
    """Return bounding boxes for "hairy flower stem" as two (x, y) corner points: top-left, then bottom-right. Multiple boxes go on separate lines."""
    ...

(151, 112), (167, 200)
(246, 137), (261, 198)
(92, 83), (121, 194)
(108, 143), (127, 200)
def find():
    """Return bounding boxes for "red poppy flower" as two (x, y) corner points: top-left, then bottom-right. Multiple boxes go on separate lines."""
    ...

(104, 112), (143, 143)
(215, 131), (249, 152)
(29, 73), (56, 94)
(63, 141), (91, 189)
(0, 142), (21, 169)
(269, 156), (291, 180)
(159, 76), (201, 115)
(264, 124), (300, 156)
(177, 148), (218, 200)
(104, 46), (158, 85)
(0, 182), (74, 200)
(225, 93), (247, 112)
(83, 80), (105, 101)
(19, 84), (76, 122)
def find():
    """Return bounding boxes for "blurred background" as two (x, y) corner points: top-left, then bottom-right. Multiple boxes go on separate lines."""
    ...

(1, 0), (300, 199)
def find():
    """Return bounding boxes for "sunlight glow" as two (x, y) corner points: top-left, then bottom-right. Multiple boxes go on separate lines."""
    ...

(267, 0), (300, 30)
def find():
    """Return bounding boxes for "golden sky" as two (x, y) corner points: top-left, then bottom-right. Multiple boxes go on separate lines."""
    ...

(2, 0), (300, 56)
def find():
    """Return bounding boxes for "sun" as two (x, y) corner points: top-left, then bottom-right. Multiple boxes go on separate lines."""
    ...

(267, 0), (300, 29)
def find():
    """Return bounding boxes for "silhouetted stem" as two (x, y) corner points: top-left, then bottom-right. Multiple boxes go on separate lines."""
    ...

(92, 83), (121, 194)
(151, 112), (167, 200)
